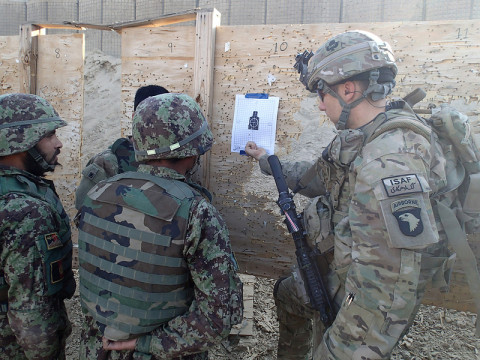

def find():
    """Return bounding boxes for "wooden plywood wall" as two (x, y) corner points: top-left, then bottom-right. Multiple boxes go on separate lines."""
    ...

(121, 26), (197, 134)
(213, 20), (480, 278)
(0, 36), (21, 94)
(120, 19), (480, 312)
(0, 33), (84, 223)
(37, 34), (85, 221)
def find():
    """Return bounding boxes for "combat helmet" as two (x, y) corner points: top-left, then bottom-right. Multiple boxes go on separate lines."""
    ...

(133, 93), (213, 161)
(0, 94), (66, 170)
(294, 30), (398, 129)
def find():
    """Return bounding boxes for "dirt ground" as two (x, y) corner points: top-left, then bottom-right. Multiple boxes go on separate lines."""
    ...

(65, 272), (479, 359)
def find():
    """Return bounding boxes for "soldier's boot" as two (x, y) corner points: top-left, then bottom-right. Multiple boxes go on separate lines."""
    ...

(274, 275), (315, 360)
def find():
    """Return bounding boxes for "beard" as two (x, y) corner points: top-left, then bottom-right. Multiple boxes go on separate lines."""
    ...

(186, 156), (201, 180)
(24, 147), (61, 177)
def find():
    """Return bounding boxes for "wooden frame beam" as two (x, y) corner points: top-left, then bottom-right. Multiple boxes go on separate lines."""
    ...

(19, 24), (44, 94)
(193, 9), (221, 189)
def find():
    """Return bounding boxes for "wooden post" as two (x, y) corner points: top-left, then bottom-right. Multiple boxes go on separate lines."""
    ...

(19, 24), (43, 94)
(193, 9), (221, 189)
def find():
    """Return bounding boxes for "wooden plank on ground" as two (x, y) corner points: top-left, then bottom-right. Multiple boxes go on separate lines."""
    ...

(230, 274), (255, 336)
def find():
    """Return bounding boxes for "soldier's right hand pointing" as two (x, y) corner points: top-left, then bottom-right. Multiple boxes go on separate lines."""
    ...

(244, 141), (267, 160)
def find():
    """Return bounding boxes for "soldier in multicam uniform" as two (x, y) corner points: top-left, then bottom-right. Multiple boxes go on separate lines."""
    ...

(75, 85), (169, 210)
(77, 93), (243, 359)
(245, 30), (454, 359)
(0, 93), (76, 359)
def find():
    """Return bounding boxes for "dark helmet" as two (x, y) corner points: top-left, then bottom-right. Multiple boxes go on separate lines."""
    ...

(132, 93), (213, 161)
(0, 93), (66, 156)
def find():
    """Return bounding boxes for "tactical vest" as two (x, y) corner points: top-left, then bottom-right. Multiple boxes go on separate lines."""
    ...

(0, 169), (74, 313)
(78, 171), (201, 341)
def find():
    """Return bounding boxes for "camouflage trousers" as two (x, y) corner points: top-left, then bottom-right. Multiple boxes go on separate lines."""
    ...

(273, 270), (344, 360)
(0, 303), (71, 360)
(79, 313), (207, 360)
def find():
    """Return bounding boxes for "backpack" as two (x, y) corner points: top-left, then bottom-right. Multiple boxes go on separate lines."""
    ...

(402, 89), (480, 234)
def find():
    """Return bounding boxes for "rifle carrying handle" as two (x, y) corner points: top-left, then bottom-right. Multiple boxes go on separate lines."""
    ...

(268, 155), (289, 194)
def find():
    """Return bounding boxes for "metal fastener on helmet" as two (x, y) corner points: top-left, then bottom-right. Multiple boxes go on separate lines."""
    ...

(0, 93), (66, 156)
(133, 93), (213, 161)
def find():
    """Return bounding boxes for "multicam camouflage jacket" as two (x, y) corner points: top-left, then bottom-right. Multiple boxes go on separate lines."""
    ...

(78, 164), (243, 360)
(0, 166), (75, 360)
(75, 137), (138, 210)
(259, 101), (454, 359)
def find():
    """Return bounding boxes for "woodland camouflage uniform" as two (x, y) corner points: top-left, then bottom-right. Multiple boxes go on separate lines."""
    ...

(78, 93), (243, 360)
(258, 31), (454, 359)
(75, 137), (138, 210)
(0, 93), (76, 359)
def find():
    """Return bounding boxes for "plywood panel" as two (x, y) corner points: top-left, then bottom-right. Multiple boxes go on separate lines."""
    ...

(120, 26), (196, 135)
(37, 33), (84, 220)
(0, 35), (21, 94)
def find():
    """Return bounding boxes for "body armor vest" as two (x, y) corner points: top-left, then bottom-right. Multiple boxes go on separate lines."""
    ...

(0, 169), (74, 312)
(78, 172), (202, 340)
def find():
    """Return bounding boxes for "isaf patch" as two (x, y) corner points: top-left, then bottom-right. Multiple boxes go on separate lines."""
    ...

(382, 174), (423, 197)
(44, 232), (62, 250)
(391, 198), (424, 237)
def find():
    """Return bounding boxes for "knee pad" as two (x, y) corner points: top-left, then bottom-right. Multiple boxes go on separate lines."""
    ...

(273, 276), (288, 300)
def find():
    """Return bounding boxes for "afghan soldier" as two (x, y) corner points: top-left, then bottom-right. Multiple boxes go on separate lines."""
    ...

(75, 85), (169, 210)
(0, 93), (76, 359)
(245, 30), (454, 359)
(78, 93), (243, 359)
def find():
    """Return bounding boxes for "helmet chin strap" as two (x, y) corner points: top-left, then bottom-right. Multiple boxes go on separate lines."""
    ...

(323, 84), (366, 130)
(334, 95), (366, 130)
(324, 69), (391, 130)
(27, 146), (55, 172)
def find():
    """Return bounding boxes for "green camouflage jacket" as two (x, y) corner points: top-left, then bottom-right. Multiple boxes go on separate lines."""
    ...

(0, 166), (75, 360)
(75, 137), (138, 210)
(79, 164), (243, 360)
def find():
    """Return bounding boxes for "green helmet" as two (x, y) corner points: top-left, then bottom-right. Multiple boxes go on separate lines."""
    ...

(0, 93), (66, 156)
(133, 93), (213, 161)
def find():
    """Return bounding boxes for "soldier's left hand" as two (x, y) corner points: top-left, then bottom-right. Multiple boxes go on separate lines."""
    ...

(102, 336), (137, 351)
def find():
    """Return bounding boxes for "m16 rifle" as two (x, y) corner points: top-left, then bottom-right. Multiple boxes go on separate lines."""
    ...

(268, 155), (335, 326)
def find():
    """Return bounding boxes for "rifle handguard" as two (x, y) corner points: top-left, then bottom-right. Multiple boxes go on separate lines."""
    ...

(267, 155), (335, 326)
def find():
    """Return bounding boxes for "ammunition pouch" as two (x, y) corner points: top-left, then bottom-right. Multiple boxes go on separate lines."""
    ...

(302, 195), (334, 254)
(459, 173), (480, 234)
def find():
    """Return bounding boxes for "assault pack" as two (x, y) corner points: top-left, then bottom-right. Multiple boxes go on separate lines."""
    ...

(395, 88), (480, 235)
